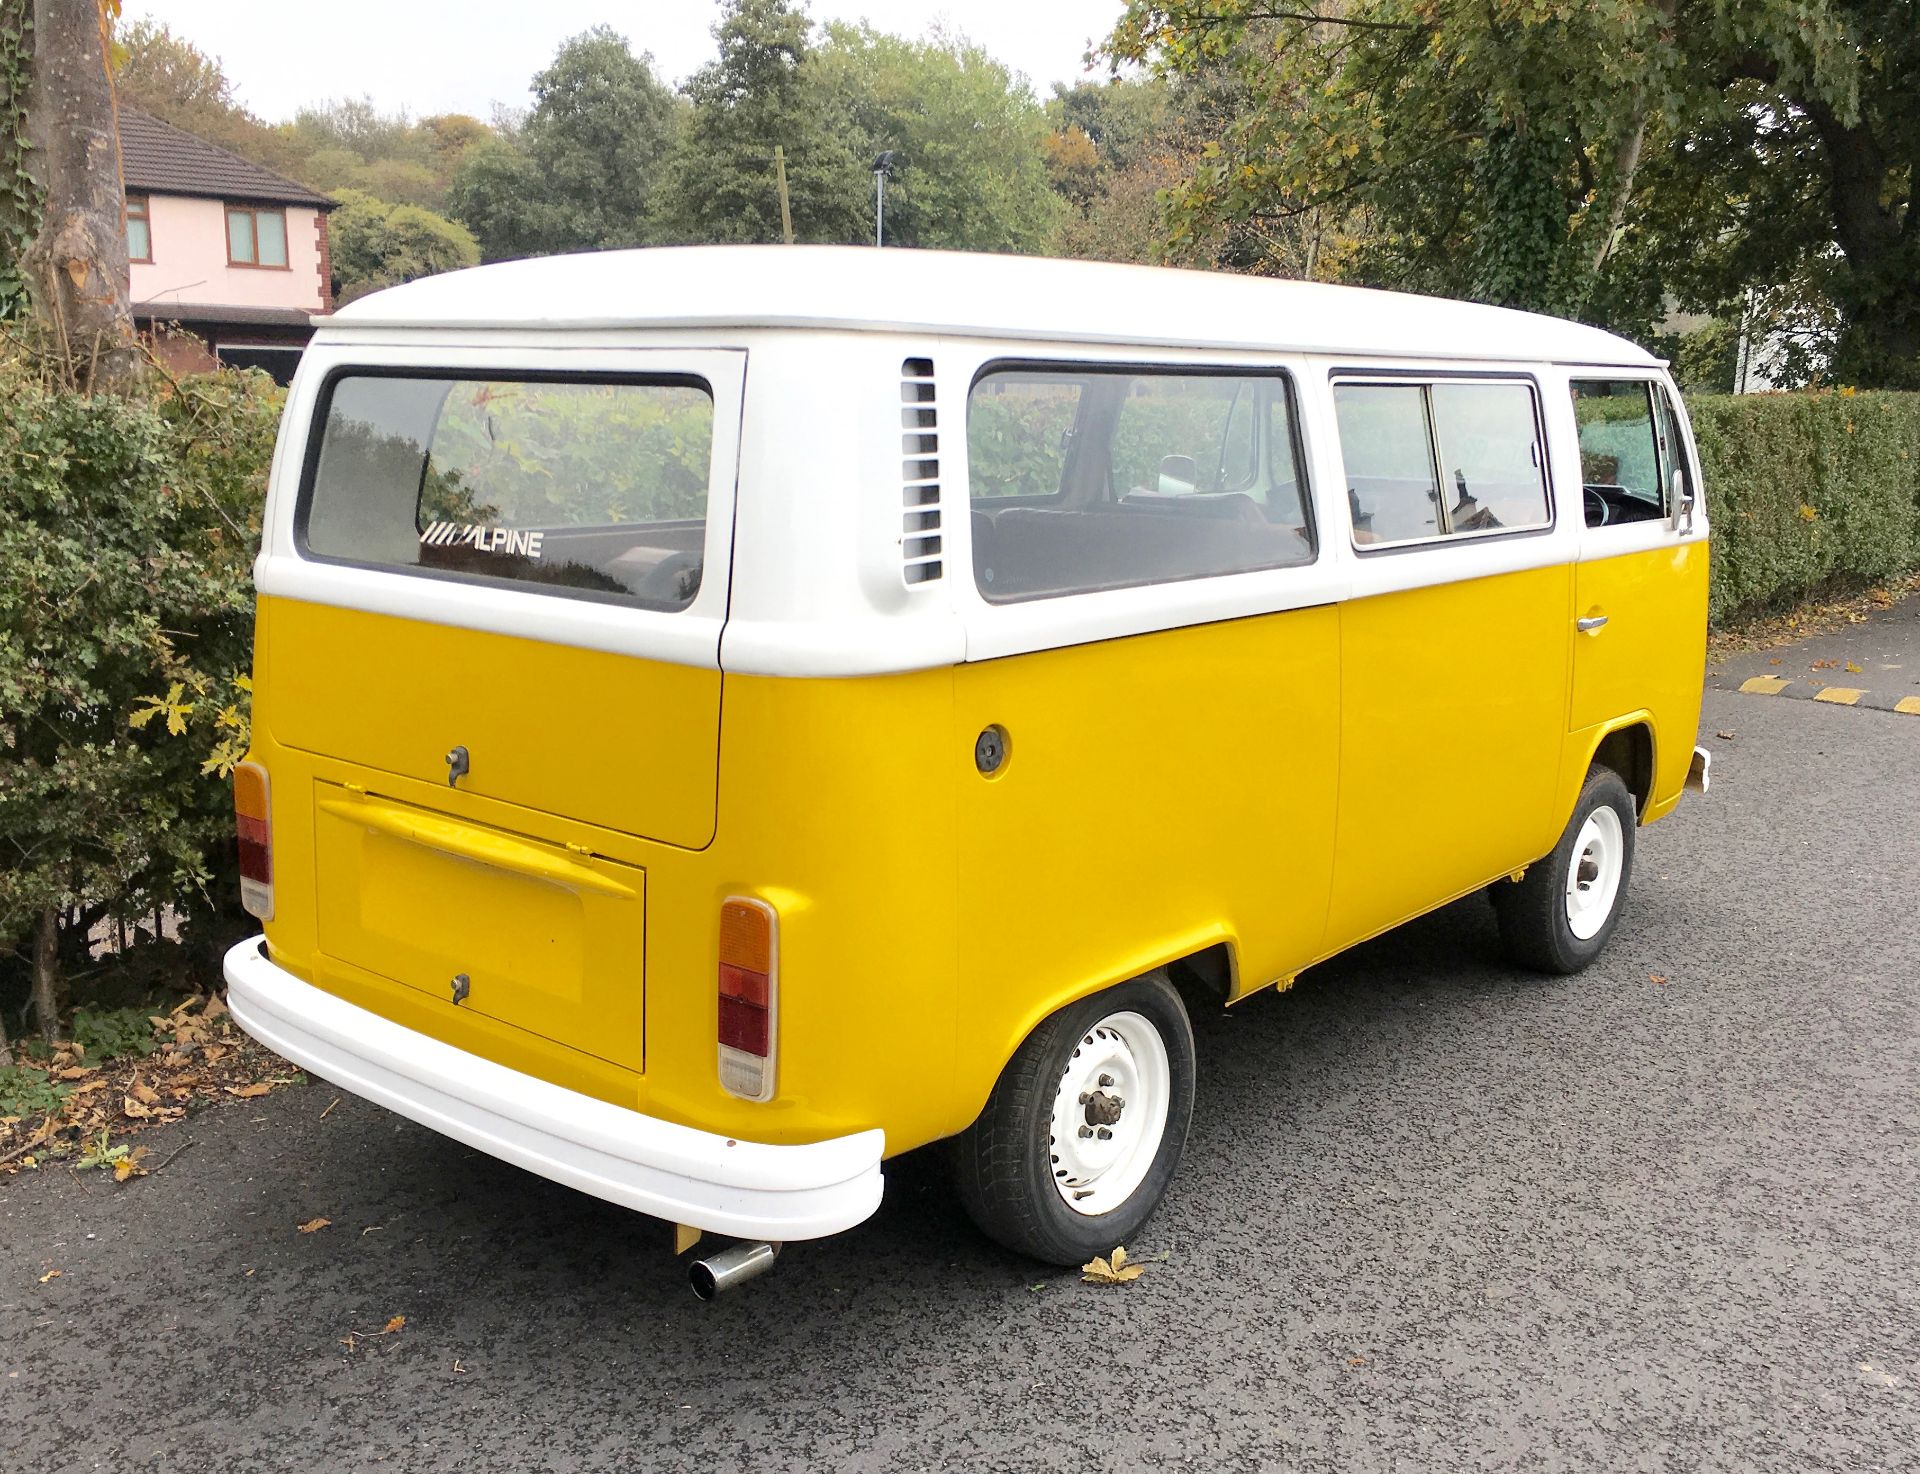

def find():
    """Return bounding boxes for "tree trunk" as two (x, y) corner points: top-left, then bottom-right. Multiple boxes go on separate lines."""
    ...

(20, 0), (137, 391)
(29, 905), (64, 1047)
(1589, 98), (1649, 275)
(0, 1007), (14, 1068)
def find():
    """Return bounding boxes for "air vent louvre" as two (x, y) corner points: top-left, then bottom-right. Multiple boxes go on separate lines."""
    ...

(900, 358), (942, 585)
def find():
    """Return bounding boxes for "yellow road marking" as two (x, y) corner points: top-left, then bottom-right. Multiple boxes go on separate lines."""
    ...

(1895, 696), (1920, 715)
(1740, 676), (1791, 695)
(1814, 687), (1864, 705)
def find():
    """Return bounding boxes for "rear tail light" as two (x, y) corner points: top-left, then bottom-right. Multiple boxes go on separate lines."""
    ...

(717, 897), (777, 1101)
(234, 761), (274, 921)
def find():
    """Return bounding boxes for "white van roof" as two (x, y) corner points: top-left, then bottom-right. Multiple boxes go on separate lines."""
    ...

(322, 244), (1661, 367)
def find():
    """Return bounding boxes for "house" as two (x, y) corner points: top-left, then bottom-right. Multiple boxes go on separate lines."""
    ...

(121, 108), (336, 383)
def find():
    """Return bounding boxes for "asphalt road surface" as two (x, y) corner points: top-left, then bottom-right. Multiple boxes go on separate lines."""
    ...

(6, 620), (1918, 1473)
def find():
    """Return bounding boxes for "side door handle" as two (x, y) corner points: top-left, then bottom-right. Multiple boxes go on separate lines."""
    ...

(1577, 615), (1609, 633)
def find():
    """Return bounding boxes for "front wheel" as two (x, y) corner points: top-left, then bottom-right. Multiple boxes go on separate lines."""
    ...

(1493, 765), (1637, 974)
(951, 971), (1195, 1266)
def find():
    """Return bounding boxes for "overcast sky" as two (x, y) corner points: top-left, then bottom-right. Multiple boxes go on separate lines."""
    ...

(124, 2), (1128, 123)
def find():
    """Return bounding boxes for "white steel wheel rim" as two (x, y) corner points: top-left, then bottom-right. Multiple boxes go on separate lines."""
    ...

(1565, 805), (1625, 941)
(1047, 1010), (1171, 1217)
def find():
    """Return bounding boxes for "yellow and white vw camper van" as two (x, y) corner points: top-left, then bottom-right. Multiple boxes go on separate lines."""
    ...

(226, 247), (1709, 1289)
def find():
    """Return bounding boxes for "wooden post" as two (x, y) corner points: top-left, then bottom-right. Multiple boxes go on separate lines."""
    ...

(773, 145), (794, 245)
(30, 906), (62, 1048)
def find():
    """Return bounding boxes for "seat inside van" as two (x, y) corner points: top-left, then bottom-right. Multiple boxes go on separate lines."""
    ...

(972, 497), (1312, 602)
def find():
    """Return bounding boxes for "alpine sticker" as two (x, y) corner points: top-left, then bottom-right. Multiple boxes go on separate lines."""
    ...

(419, 523), (545, 558)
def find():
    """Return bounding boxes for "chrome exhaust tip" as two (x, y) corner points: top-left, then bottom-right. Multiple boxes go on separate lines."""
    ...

(689, 1240), (781, 1300)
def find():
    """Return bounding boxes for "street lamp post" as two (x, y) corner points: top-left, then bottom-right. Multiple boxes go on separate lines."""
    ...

(872, 151), (896, 247)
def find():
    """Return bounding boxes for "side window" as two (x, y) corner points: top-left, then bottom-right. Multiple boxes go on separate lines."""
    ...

(1332, 383), (1441, 543)
(967, 367), (1315, 603)
(1429, 382), (1549, 533)
(1570, 380), (1665, 527)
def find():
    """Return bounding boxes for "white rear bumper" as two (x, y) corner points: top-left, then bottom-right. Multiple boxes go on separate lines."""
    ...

(223, 937), (884, 1241)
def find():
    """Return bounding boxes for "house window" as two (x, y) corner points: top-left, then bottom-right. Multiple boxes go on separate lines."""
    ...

(226, 204), (288, 268)
(125, 195), (152, 263)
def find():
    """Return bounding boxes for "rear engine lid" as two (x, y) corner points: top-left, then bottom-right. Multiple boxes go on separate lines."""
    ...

(313, 783), (645, 1071)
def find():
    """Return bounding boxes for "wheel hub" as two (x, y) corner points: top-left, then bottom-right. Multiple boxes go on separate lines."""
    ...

(1047, 1011), (1173, 1217)
(1080, 1088), (1126, 1127)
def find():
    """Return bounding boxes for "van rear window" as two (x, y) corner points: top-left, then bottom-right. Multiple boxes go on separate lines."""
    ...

(300, 374), (714, 611)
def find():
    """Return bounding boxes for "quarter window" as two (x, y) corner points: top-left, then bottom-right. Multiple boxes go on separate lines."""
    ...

(227, 204), (288, 268)
(967, 367), (1314, 603)
(1334, 380), (1549, 546)
(301, 375), (714, 611)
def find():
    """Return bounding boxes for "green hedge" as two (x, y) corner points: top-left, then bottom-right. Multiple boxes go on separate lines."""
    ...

(1690, 390), (1920, 626)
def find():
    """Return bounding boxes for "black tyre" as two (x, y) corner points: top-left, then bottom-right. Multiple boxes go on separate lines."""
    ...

(1493, 765), (1638, 974)
(951, 970), (1195, 1266)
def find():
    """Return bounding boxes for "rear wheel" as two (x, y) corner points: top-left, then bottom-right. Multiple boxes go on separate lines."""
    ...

(1494, 765), (1637, 974)
(952, 971), (1195, 1266)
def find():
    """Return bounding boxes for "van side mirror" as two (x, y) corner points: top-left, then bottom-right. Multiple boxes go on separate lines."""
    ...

(1157, 454), (1197, 494)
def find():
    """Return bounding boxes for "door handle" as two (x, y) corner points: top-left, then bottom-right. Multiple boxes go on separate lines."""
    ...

(1577, 615), (1609, 633)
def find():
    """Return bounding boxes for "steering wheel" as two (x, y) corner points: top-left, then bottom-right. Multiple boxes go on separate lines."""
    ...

(1583, 488), (1610, 528)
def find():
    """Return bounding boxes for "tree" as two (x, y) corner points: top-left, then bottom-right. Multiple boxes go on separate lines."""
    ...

(1106, 1), (1918, 383)
(447, 133), (552, 260)
(810, 23), (1062, 253)
(327, 188), (479, 303)
(17, 0), (137, 388)
(657, 0), (869, 245)
(448, 27), (681, 258)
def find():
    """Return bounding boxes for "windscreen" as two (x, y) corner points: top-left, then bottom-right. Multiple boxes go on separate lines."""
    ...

(301, 374), (714, 612)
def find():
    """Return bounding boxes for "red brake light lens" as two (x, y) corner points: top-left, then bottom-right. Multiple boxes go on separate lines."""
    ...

(234, 761), (273, 921)
(717, 898), (776, 1100)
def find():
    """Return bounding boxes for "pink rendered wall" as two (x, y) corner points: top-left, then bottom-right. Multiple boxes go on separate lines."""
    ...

(130, 196), (327, 313)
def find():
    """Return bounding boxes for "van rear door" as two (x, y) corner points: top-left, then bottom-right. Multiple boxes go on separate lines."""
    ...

(255, 347), (744, 1067)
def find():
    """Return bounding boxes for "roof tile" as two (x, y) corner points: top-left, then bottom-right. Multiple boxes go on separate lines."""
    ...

(120, 108), (335, 209)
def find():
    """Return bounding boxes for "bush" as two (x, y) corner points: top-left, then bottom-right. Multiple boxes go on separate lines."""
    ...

(1692, 389), (1920, 626)
(0, 352), (278, 1035)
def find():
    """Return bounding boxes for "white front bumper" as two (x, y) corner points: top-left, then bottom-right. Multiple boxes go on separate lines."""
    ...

(223, 937), (884, 1241)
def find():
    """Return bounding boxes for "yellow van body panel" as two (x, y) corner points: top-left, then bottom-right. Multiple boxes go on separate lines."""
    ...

(1570, 540), (1711, 821)
(1325, 562), (1572, 951)
(264, 597), (721, 850)
(949, 605), (1341, 1120)
(254, 546), (1703, 1164)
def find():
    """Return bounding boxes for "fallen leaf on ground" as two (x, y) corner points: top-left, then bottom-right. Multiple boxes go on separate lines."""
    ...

(1716, 730), (1736, 740)
(1767, 658), (1782, 666)
(383, 1315), (407, 1334)
(1082, 1245), (1146, 1284)
(1650, 973), (1669, 985)
(113, 1146), (150, 1182)
(1811, 658), (1837, 670)
(38, 1269), (61, 1283)
(1845, 660), (1863, 673)
(1349, 1356), (1367, 1366)
(297, 1217), (331, 1234)
(54, 1065), (96, 1081)
(225, 1083), (272, 1099)
(129, 1080), (160, 1106)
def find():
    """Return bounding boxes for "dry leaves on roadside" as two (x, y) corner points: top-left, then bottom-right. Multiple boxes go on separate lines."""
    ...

(383, 1316), (407, 1334)
(225, 1083), (272, 1099)
(1082, 1245), (1146, 1285)
(38, 1269), (61, 1283)
(297, 1217), (331, 1235)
